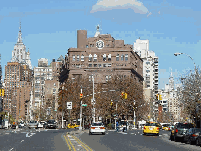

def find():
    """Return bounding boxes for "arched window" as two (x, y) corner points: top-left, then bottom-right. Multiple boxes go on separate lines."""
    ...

(103, 54), (106, 61)
(121, 54), (124, 61)
(116, 54), (119, 61)
(89, 54), (92, 62)
(81, 55), (84, 61)
(125, 54), (128, 61)
(77, 55), (79, 61)
(108, 54), (111, 61)
(94, 54), (97, 62)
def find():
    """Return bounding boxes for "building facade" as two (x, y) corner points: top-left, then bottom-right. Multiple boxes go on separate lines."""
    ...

(65, 26), (143, 84)
(3, 23), (33, 121)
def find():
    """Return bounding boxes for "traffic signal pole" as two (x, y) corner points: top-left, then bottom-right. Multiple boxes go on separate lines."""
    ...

(92, 75), (95, 123)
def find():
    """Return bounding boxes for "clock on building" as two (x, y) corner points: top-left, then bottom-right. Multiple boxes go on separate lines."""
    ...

(96, 40), (104, 49)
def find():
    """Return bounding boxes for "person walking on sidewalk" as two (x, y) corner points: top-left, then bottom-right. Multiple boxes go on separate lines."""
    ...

(116, 121), (119, 132)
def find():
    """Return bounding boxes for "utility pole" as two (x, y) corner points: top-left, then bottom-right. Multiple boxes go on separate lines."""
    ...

(62, 86), (64, 129)
(133, 100), (136, 129)
(79, 87), (82, 130)
(92, 74), (95, 123)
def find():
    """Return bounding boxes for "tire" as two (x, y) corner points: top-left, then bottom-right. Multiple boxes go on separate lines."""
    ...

(102, 132), (105, 135)
(174, 135), (178, 142)
(196, 139), (199, 146)
(89, 132), (91, 135)
(156, 133), (159, 136)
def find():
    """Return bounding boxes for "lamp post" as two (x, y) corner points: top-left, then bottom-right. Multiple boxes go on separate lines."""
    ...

(79, 87), (82, 130)
(133, 100), (136, 129)
(92, 74), (95, 123)
(62, 86), (64, 129)
(174, 52), (196, 70)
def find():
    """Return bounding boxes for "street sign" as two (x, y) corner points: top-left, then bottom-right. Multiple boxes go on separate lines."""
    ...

(67, 102), (72, 109)
(82, 104), (87, 107)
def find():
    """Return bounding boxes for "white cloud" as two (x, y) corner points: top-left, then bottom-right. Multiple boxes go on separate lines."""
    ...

(90, 0), (149, 14)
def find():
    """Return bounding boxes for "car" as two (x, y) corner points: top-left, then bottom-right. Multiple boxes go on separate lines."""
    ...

(143, 122), (160, 136)
(28, 121), (38, 129)
(18, 121), (25, 128)
(183, 128), (201, 145)
(67, 123), (79, 129)
(89, 122), (106, 135)
(170, 123), (194, 142)
(47, 120), (57, 129)
(162, 124), (171, 131)
(37, 122), (44, 128)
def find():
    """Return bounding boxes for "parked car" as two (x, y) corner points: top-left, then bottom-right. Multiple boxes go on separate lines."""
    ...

(89, 122), (106, 135)
(40, 121), (47, 128)
(196, 132), (201, 146)
(37, 122), (44, 128)
(28, 121), (38, 129)
(183, 128), (201, 145)
(143, 122), (160, 136)
(170, 123), (194, 142)
(18, 121), (25, 128)
(47, 120), (57, 129)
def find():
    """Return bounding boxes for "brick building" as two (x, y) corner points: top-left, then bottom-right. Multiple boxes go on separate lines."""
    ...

(61, 26), (143, 84)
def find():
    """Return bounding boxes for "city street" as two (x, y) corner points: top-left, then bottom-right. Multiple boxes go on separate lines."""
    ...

(1, 128), (201, 151)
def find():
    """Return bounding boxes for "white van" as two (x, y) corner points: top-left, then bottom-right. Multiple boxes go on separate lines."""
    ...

(3, 119), (9, 129)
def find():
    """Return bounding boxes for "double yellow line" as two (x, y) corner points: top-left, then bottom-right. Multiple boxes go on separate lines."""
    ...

(64, 133), (93, 151)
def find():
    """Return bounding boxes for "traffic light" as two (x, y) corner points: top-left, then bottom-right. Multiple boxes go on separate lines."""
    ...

(159, 94), (162, 100)
(80, 93), (83, 99)
(156, 94), (158, 100)
(124, 93), (127, 99)
(121, 92), (125, 99)
(0, 89), (4, 97)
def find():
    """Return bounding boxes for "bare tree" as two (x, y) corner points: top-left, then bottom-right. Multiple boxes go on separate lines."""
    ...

(179, 67), (201, 125)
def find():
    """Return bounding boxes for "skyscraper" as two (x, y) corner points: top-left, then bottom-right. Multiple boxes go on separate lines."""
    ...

(4, 23), (33, 121)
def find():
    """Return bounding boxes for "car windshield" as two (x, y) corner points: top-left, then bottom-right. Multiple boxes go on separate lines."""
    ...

(92, 123), (103, 126)
(145, 123), (159, 127)
(179, 124), (194, 128)
(48, 120), (55, 124)
(30, 121), (37, 123)
(163, 124), (170, 127)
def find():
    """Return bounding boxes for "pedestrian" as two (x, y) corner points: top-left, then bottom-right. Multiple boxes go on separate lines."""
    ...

(116, 121), (119, 132)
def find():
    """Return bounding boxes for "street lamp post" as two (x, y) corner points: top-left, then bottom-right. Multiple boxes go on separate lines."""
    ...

(133, 100), (136, 129)
(62, 86), (64, 129)
(92, 74), (95, 123)
(79, 87), (82, 130)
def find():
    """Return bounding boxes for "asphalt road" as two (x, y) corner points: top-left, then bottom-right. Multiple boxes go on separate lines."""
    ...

(1, 128), (201, 151)
(0, 128), (73, 151)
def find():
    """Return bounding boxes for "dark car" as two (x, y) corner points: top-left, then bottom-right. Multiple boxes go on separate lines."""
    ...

(183, 128), (201, 145)
(47, 120), (57, 129)
(170, 123), (194, 141)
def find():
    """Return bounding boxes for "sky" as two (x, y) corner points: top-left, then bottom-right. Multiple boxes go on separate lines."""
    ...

(0, 0), (201, 89)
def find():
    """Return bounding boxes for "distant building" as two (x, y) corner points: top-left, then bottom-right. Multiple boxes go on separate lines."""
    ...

(11, 22), (32, 69)
(3, 23), (33, 121)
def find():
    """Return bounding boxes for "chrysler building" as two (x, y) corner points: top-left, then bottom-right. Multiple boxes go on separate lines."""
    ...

(11, 22), (32, 69)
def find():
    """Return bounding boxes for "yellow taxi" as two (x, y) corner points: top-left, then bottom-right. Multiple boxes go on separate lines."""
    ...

(67, 123), (79, 129)
(143, 122), (160, 136)
(162, 124), (171, 131)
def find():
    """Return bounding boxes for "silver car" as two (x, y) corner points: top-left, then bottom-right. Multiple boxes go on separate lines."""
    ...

(28, 121), (38, 129)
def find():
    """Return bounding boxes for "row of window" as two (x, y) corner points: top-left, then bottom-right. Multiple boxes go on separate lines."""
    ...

(35, 68), (52, 72)
(72, 54), (128, 62)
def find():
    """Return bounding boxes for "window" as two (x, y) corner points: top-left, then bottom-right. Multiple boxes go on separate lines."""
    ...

(103, 54), (106, 61)
(77, 55), (79, 61)
(108, 54), (111, 61)
(94, 54), (97, 62)
(125, 54), (128, 61)
(89, 64), (92, 67)
(89, 75), (92, 81)
(89, 54), (92, 62)
(121, 54), (124, 61)
(103, 64), (106, 67)
(98, 64), (102, 68)
(106, 75), (108, 82)
(146, 61), (150, 65)
(94, 64), (97, 67)
(81, 55), (84, 61)
(116, 54), (119, 61)
(90, 44), (93, 47)
(86, 45), (88, 48)
(72, 55), (75, 61)
(108, 64), (111, 67)
(109, 75), (111, 80)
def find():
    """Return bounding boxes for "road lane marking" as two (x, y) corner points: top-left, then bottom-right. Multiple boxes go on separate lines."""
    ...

(71, 135), (93, 151)
(9, 148), (14, 151)
(66, 135), (76, 151)
(21, 140), (24, 143)
(64, 135), (72, 151)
